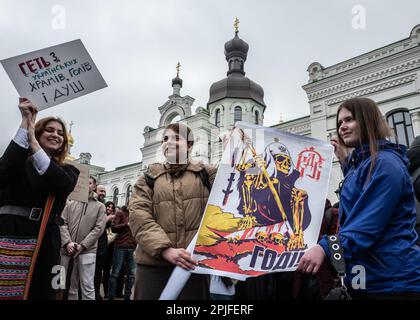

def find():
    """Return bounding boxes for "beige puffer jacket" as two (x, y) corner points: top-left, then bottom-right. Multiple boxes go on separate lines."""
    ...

(128, 162), (216, 266)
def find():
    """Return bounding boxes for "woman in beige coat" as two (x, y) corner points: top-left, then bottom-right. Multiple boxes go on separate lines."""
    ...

(129, 123), (216, 300)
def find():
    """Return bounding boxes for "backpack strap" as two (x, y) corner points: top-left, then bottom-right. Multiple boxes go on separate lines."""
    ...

(198, 168), (211, 192)
(144, 172), (155, 190)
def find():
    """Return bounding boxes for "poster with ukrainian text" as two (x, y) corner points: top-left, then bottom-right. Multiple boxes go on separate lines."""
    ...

(192, 122), (334, 279)
(1, 39), (107, 110)
(66, 161), (90, 204)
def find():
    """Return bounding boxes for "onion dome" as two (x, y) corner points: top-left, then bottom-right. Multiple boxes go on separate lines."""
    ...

(208, 21), (265, 107)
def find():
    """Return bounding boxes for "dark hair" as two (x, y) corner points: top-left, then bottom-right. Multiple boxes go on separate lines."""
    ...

(105, 201), (115, 208)
(407, 135), (420, 173)
(120, 205), (129, 213)
(336, 97), (392, 175)
(35, 117), (69, 164)
(162, 123), (194, 148)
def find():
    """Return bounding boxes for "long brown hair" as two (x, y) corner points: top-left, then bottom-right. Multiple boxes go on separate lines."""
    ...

(336, 97), (392, 173)
(35, 117), (69, 165)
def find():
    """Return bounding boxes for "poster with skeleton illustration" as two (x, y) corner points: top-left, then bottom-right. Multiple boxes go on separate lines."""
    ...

(192, 122), (334, 279)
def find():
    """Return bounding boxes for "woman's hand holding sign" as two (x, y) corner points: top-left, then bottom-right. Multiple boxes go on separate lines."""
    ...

(297, 244), (326, 274)
(162, 247), (198, 271)
(19, 97), (37, 130)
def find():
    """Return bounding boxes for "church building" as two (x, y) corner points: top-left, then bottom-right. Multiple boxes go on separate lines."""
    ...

(76, 23), (420, 205)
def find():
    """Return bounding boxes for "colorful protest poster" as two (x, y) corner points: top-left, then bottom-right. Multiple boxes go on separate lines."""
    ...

(191, 122), (334, 279)
(1, 39), (107, 110)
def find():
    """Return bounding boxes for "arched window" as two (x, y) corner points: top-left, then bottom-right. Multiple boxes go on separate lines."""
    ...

(215, 109), (221, 127)
(387, 109), (414, 146)
(255, 110), (259, 125)
(234, 106), (242, 123)
(113, 188), (119, 206)
(170, 115), (181, 124)
(125, 185), (132, 206)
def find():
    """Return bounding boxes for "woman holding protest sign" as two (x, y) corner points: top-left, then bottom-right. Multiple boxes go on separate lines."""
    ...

(298, 97), (420, 299)
(128, 123), (217, 300)
(0, 97), (79, 300)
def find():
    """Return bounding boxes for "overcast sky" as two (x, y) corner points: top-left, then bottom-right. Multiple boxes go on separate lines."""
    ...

(1, 0), (419, 170)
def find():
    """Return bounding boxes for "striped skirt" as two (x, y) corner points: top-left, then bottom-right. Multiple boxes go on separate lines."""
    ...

(0, 237), (36, 300)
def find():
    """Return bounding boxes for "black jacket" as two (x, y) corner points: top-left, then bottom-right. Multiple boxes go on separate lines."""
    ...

(0, 140), (79, 299)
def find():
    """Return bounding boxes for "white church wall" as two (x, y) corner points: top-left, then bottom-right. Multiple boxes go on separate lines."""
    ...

(97, 25), (420, 211)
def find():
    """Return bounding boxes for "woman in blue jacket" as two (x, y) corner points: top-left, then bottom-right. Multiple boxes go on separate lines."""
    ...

(298, 97), (420, 299)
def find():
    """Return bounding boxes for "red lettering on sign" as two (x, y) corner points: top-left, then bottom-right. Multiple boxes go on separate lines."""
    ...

(296, 147), (325, 181)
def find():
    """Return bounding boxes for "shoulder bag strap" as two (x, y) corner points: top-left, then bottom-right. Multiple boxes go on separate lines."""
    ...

(327, 234), (350, 299)
(23, 193), (56, 300)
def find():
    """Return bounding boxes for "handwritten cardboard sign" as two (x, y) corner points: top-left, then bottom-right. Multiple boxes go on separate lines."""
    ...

(66, 161), (90, 203)
(1, 39), (107, 110)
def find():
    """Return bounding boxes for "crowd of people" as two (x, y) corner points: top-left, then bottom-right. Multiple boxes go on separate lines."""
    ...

(0, 96), (419, 300)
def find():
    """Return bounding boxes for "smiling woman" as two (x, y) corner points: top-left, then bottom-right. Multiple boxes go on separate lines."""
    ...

(34, 116), (69, 164)
(128, 122), (218, 300)
(0, 97), (79, 300)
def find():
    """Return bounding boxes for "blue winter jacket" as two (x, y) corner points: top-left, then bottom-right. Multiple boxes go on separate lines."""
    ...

(319, 140), (420, 293)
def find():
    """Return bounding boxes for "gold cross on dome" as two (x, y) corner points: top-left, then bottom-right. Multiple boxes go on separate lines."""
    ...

(176, 62), (181, 76)
(234, 18), (240, 33)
